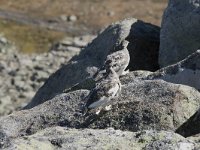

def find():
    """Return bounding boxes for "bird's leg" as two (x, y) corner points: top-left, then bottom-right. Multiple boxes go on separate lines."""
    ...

(95, 109), (101, 115)
(105, 105), (112, 111)
(116, 82), (122, 97)
(82, 106), (90, 116)
(122, 69), (129, 76)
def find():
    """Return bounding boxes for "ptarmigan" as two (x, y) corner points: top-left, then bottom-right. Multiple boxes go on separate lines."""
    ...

(84, 60), (121, 115)
(106, 40), (130, 76)
(93, 40), (130, 81)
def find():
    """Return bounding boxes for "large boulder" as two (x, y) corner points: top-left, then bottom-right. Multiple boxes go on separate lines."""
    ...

(1, 72), (200, 140)
(25, 18), (160, 109)
(147, 50), (200, 90)
(0, 90), (89, 138)
(159, 0), (200, 67)
(9, 127), (196, 150)
(85, 78), (200, 132)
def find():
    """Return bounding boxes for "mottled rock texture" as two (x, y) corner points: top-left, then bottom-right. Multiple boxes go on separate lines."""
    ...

(9, 127), (196, 150)
(159, 0), (200, 67)
(0, 35), (93, 116)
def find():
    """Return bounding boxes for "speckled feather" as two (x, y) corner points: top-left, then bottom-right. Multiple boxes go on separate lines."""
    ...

(93, 40), (130, 81)
(85, 79), (120, 109)
(84, 64), (121, 113)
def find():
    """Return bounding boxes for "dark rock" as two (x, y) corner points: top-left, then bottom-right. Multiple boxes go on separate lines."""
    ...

(126, 20), (160, 71)
(176, 109), (200, 137)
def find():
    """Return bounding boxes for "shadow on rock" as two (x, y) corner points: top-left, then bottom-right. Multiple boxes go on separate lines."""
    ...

(176, 109), (200, 138)
(25, 18), (160, 109)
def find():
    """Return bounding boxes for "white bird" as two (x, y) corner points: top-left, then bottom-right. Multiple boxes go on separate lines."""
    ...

(106, 40), (130, 76)
(84, 60), (121, 115)
(93, 40), (130, 82)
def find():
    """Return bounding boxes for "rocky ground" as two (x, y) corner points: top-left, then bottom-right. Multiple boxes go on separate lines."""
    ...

(0, 34), (95, 116)
(1, 0), (200, 149)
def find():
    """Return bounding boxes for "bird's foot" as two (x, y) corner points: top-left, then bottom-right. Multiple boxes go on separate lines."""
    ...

(105, 105), (112, 111)
(95, 109), (101, 115)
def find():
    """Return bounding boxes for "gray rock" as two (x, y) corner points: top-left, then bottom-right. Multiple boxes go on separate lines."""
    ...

(0, 96), (12, 115)
(0, 36), (8, 45)
(65, 46), (81, 52)
(26, 18), (160, 109)
(73, 36), (92, 48)
(0, 35), (16, 54)
(159, 0), (200, 67)
(107, 11), (115, 17)
(50, 35), (94, 53)
(0, 90), (89, 138)
(188, 134), (200, 149)
(128, 70), (153, 79)
(8, 127), (195, 150)
(0, 130), (10, 149)
(60, 15), (68, 21)
(84, 78), (200, 132)
(68, 15), (77, 22)
(1, 73), (200, 139)
(147, 50), (200, 90)
(14, 80), (25, 91)
(0, 34), (93, 116)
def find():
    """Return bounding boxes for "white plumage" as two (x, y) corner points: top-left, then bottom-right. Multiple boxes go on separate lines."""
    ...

(93, 40), (130, 82)
(106, 40), (130, 76)
(84, 60), (121, 114)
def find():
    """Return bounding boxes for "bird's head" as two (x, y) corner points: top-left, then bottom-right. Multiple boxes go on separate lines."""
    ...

(121, 40), (129, 49)
(105, 59), (112, 70)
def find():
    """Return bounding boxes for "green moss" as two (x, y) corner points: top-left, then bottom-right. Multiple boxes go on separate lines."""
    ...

(0, 19), (65, 53)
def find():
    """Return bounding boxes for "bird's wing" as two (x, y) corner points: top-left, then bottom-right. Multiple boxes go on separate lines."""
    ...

(88, 96), (111, 109)
(84, 87), (98, 107)
(107, 51), (124, 61)
(106, 50), (130, 74)
(107, 82), (120, 97)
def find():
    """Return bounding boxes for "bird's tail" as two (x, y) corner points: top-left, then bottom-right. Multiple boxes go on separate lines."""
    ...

(88, 96), (111, 109)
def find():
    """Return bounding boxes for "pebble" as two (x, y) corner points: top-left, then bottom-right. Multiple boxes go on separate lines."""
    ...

(60, 15), (68, 22)
(107, 11), (115, 17)
(73, 37), (89, 47)
(68, 15), (77, 22)
(66, 46), (81, 52)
